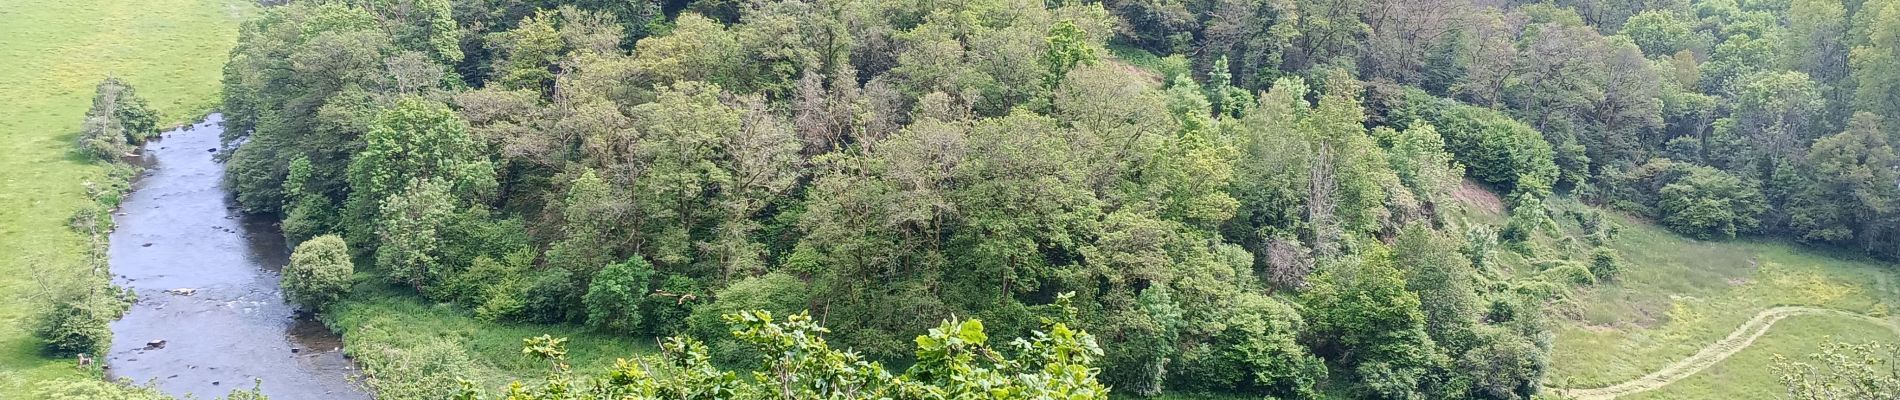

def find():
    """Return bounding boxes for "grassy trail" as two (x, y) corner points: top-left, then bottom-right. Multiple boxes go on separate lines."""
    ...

(1551, 306), (1899, 399)
(0, 0), (247, 391)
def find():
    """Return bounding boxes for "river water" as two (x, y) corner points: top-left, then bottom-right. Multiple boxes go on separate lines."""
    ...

(104, 114), (369, 399)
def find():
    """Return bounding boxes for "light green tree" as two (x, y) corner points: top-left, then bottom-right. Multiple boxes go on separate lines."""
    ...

(582, 256), (654, 334)
(373, 178), (457, 290)
(1852, 0), (1900, 128)
(1775, 340), (1900, 398)
(283, 234), (354, 311)
(1622, 10), (1695, 56)
(344, 97), (494, 255)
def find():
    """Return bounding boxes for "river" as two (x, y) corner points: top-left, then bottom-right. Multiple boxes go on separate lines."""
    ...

(104, 114), (370, 400)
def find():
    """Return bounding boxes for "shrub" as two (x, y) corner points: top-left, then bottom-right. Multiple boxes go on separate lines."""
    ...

(1773, 341), (1900, 398)
(1658, 167), (1765, 239)
(688, 272), (809, 364)
(344, 322), (482, 400)
(1170, 292), (1325, 397)
(1539, 260), (1596, 285)
(1589, 247), (1622, 282)
(1454, 326), (1548, 399)
(283, 235), (354, 311)
(1604, 158), (1766, 239)
(520, 267), (581, 324)
(33, 291), (124, 357)
(498, 310), (1110, 399)
(582, 256), (654, 334)
(642, 274), (701, 335)
(448, 250), (533, 321)
(1389, 89), (1558, 197)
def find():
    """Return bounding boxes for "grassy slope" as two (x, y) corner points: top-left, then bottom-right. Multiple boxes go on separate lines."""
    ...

(0, 0), (247, 391)
(1541, 198), (1900, 392)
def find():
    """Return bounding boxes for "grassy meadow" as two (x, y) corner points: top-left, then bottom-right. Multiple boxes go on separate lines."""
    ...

(0, 0), (249, 391)
(1542, 199), (1900, 395)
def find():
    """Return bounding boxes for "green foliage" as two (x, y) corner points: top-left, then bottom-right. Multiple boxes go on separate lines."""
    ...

(1453, 325), (1548, 399)
(1395, 224), (1480, 351)
(281, 156), (338, 245)
(31, 291), (123, 357)
(75, 77), (159, 160)
(1170, 292), (1325, 397)
(1791, 113), (1899, 254)
(1041, 19), (1099, 96)
(583, 257), (654, 334)
(373, 178), (459, 290)
(202, 0), (1900, 398)
(1302, 249), (1442, 398)
(1604, 158), (1768, 239)
(345, 97), (494, 253)
(521, 267), (583, 325)
(1658, 167), (1767, 239)
(1589, 246), (1622, 282)
(542, 169), (618, 281)
(1389, 89), (1558, 199)
(1851, 0), (1900, 125)
(222, 1), (396, 214)
(1540, 260), (1597, 286)
(455, 250), (535, 322)
(283, 234), (354, 311)
(1380, 122), (1465, 208)
(32, 379), (269, 400)
(1623, 10), (1696, 56)
(499, 310), (1109, 399)
(488, 10), (563, 93)
(1711, 70), (1825, 171)
(688, 272), (808, 363)
(1782, 0), (1849, 84)
(1702, 32), (1782, 93)
(1774, 340), (1900, 398)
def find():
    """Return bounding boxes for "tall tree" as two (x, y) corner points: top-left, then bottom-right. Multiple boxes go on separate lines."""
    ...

(1791, 113), (1899, 252)
(1851, 0), (1900, 130)
(1301, 249), (1441, 399)
(344, 97), (495, 252)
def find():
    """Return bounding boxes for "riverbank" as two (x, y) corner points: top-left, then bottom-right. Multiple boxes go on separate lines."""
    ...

(0, 0), (249, 391)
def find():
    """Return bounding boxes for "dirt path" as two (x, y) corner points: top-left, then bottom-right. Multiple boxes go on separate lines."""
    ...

(1550, 306), (1899, 400)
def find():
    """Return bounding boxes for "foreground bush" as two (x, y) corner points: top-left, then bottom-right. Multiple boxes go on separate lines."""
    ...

(283, 234), (354, 311)
(496, 306), (1109, 400)
(1775, 340), (1900, 398)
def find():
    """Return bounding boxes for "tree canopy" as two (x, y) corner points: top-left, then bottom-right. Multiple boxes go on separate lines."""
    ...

(212, 0), (1900, 397)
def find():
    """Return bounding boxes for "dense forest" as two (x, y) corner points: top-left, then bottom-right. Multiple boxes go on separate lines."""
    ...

(198, 0), (1900, 397)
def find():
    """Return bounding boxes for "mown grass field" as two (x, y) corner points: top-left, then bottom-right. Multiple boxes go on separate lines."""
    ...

(0, 0), (249, 391)
(1543, 199), (1900, 395)
(1625, 313), (1899, 399)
